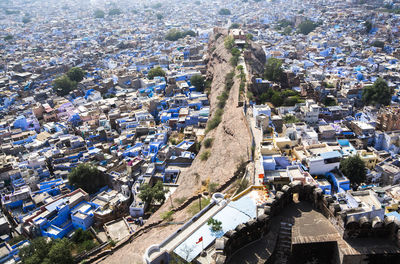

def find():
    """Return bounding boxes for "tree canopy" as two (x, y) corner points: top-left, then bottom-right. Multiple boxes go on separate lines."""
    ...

(67, 67), (85, 82)
(264, 57), (283, 82)
(94, 9), (105, 18)
(323, 96), (337, 106)
(362, 78), (392, 106)
(371, 40), (384, 49)
(22, 16), (31, 24)
(165, 29), (196, 41)
(68, 163), (108, 194)
(207, 218), (222, 232)
(275, 19), (293, 30)
(4, 34), (13, 41)
(364, 20), (372, 34)
(340, 155), (367, 185)
(224, 36), (235, 50)
(190, 74), (205, 92)
(258, 88), (302, 107)
(219, 8), (231, 15)
(152, 3), (162, 9)
(297, 20), (318, 35)
(109, 8), (121, 16)
(53, 75), (77, 96)
(229, 23), (240, 29)
(47, 239), (73, 264)
(19, 237), (73, 264)
(138, 181), (167, 205)
(271, 93), (284, 106)
(148, 67), (166, 79)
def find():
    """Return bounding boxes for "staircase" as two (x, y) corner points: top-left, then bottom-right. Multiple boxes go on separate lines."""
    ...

(274, 218), (293, 264)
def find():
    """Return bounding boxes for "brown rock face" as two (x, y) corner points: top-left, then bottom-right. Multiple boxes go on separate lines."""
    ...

(97, 29), (252, 264)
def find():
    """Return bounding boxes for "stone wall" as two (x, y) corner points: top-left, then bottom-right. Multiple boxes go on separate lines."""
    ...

(214, 182), (400, 263)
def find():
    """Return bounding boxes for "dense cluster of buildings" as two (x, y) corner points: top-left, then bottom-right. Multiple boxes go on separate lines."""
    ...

(3, 0), (400, 263)
(146, 0), (400, 263)
(0, 0), (237, 261)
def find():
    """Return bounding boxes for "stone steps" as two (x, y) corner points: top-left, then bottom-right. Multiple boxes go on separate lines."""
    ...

(274, 220), (293, 264)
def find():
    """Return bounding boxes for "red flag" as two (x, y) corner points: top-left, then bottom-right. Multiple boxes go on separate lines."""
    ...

(196, 236), (203, 244)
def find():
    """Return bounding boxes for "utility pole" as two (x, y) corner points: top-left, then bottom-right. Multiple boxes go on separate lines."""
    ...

(198, 194), (202, 211)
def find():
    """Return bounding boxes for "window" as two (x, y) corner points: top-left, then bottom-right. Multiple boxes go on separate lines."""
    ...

(324, 157), (341, 164)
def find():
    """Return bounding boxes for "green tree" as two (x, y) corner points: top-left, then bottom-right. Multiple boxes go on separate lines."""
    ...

(138, 181), (167, 205)
(362, 78), (392, 106)
(94, 9), (105, 18)
(271, 92), (284, 107)
(224, 36), (235, 50)
(22, 16), (31, 24)
(165, 29), (195, 41)
(68, 163), (108, 194)
(67, 67), (85, 82)
(340, 155), (366, 185)
(298, 20), (318, 35)
(323, 96), (337, 106)
(108, 8), (121, 16)
(200, 151), (211, 161)
(275, 19), (293, 30)
(5, 9), (20, 15)
(190, 74), (205, 92)
(4, 34), (13, 41)
(156, 13), (163, 20)
(364, 20), (372, 34)
(148, 67), (166, 79)
(207, 218), (222, 232)
(47, 239), (73, 264)
(246, 33), (253, 41)
(371, 40), (384, 48)
(218, 8), (231, 15)
(165, 29), (182, 41)
(264, 57), (283, 82)
(283, 95), (302, 106)
(53, 75), (77, 96)
(152, 3), (162, 9)
(19, 237), (53, 264)
(283, 114), (299, 124)
(71, 228), (93, 244)
(283, 26), (292, 35)
(203, 138), (213, 148)
(229, 23), (240, 29)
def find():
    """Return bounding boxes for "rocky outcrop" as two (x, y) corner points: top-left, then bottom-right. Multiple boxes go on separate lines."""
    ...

(244, 40), (266, 76)
(98, 29), (252, 264)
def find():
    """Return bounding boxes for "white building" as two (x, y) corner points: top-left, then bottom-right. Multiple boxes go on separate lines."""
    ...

(284, 122), (318, 146)
(253, 104), (271, 119)
(300, 99), (320, 124)
(307, 151), (342, 175)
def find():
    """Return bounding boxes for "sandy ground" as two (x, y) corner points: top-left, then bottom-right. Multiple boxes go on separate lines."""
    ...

(98, 30), (252, 264)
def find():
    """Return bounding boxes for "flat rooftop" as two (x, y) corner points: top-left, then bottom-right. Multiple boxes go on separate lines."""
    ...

(173, 193), (259, 262)
(105, 219), (131, 242)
